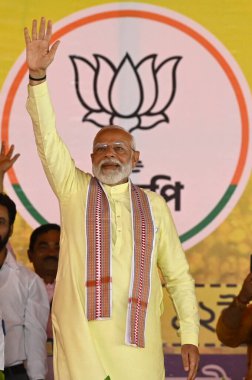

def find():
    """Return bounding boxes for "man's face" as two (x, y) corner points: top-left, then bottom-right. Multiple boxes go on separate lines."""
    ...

(91, 128), (139, 185)
(0, 205), (13, 251)
(28, 230), (60, 281)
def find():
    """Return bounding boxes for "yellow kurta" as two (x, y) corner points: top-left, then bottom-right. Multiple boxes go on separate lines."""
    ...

(26, 82), (199, 380)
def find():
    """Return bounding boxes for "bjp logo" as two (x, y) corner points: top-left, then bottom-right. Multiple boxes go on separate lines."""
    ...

(70, 53), (181, 132)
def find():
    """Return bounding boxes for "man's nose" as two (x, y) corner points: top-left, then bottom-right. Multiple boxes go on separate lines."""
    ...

(47, 247), (59, 256)
(105, 145), (115, 157)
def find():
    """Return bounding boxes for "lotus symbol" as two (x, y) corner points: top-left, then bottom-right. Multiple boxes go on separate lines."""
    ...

(70, 53), (181, 132)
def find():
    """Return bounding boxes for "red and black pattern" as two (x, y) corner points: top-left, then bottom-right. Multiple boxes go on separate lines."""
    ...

(85, 178), (155, 348)
(86, 177), (111, 320)
(129, 184), (155, 347)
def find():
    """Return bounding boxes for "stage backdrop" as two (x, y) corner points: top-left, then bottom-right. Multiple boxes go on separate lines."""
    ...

(0, 1), (252, 379)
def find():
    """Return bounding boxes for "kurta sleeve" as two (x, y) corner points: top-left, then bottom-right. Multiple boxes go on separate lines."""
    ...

(26, 82), (108, 380)
(24, 274), (49, 380)
(26, 82), (87, 197)
(156, 197), (199, 346)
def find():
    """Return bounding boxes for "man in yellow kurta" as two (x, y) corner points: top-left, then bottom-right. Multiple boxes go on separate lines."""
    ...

(24, 17), (199, 380)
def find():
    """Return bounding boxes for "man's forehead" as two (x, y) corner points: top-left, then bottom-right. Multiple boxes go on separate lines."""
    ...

(35, 230), (60, 244)
(0, 205), (9, 219)
(94, 127), (132, 144)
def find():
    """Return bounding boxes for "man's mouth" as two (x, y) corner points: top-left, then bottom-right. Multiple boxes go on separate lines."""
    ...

(44, 256), (58, 263)
(101, 163), (121, 170)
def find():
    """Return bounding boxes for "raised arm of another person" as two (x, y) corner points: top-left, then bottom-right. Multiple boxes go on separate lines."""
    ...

(25, 18), (88, 197)
(0, 142), (20, 192)
(216, 272), (252, 347)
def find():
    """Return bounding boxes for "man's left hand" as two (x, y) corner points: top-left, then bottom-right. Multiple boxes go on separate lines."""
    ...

(181, 344), (199, 380)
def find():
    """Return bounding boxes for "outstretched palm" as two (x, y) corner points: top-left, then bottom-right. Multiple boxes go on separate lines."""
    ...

(24, 17), (60, 74)
(0, 143), (19, 174)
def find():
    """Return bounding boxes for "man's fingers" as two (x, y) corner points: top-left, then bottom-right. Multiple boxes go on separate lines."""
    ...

(0, 145), (19, 167)
(0, 154), (20, 172)
(182, 351), (189, 371)
(24, 18), (47, 44)
(24, 18), (58, 71)
(181, 344), (199, 380)
(187, 360), (198, 380)
(45, 20), (53, 41)
(0, 142), (5, 155)
(10, 154), (20, 166)
(24, 27), (31, 45)
(38, 17), (46, 40)
(6, 145), (15, 159)
(49, 40), (60, 61)
(32, 19), (38, 40)
(188, 355), (199, 380)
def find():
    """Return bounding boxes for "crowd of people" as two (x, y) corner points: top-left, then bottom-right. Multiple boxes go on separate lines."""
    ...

(0, 15), (251, 380)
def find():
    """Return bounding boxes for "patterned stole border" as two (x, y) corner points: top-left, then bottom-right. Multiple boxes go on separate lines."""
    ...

(127, 183), (155, 348)
(86, 177), (111, 320)
(86, 178), (155, 348)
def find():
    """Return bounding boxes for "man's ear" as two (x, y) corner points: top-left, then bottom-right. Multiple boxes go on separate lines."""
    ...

(9, 224), (14, 237)
(27, 249), (33, 263)
(90, 153), (94, 163)
(132, 150), (140, 168)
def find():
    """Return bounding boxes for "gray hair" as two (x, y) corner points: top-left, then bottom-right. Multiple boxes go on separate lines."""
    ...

(93, 125), (136, 150)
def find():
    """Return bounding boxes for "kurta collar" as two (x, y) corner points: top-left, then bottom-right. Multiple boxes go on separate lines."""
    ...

(3, 250), (18, 270)
(103, 181), (129, 195)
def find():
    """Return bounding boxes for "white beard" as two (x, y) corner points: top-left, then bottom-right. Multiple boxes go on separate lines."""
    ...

(92, 158), (132, 185)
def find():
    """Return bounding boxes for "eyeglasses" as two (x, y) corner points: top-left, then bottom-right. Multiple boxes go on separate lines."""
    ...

(93, 142), (135, 155)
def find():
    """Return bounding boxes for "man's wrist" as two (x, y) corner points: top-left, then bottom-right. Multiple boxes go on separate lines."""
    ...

(29, 70), (47, 86)
(29, 74), (46, 81)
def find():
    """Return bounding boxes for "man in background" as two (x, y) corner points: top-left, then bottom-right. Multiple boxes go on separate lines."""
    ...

(28, 224), (60, 380)
(0, 192), (49, 380)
